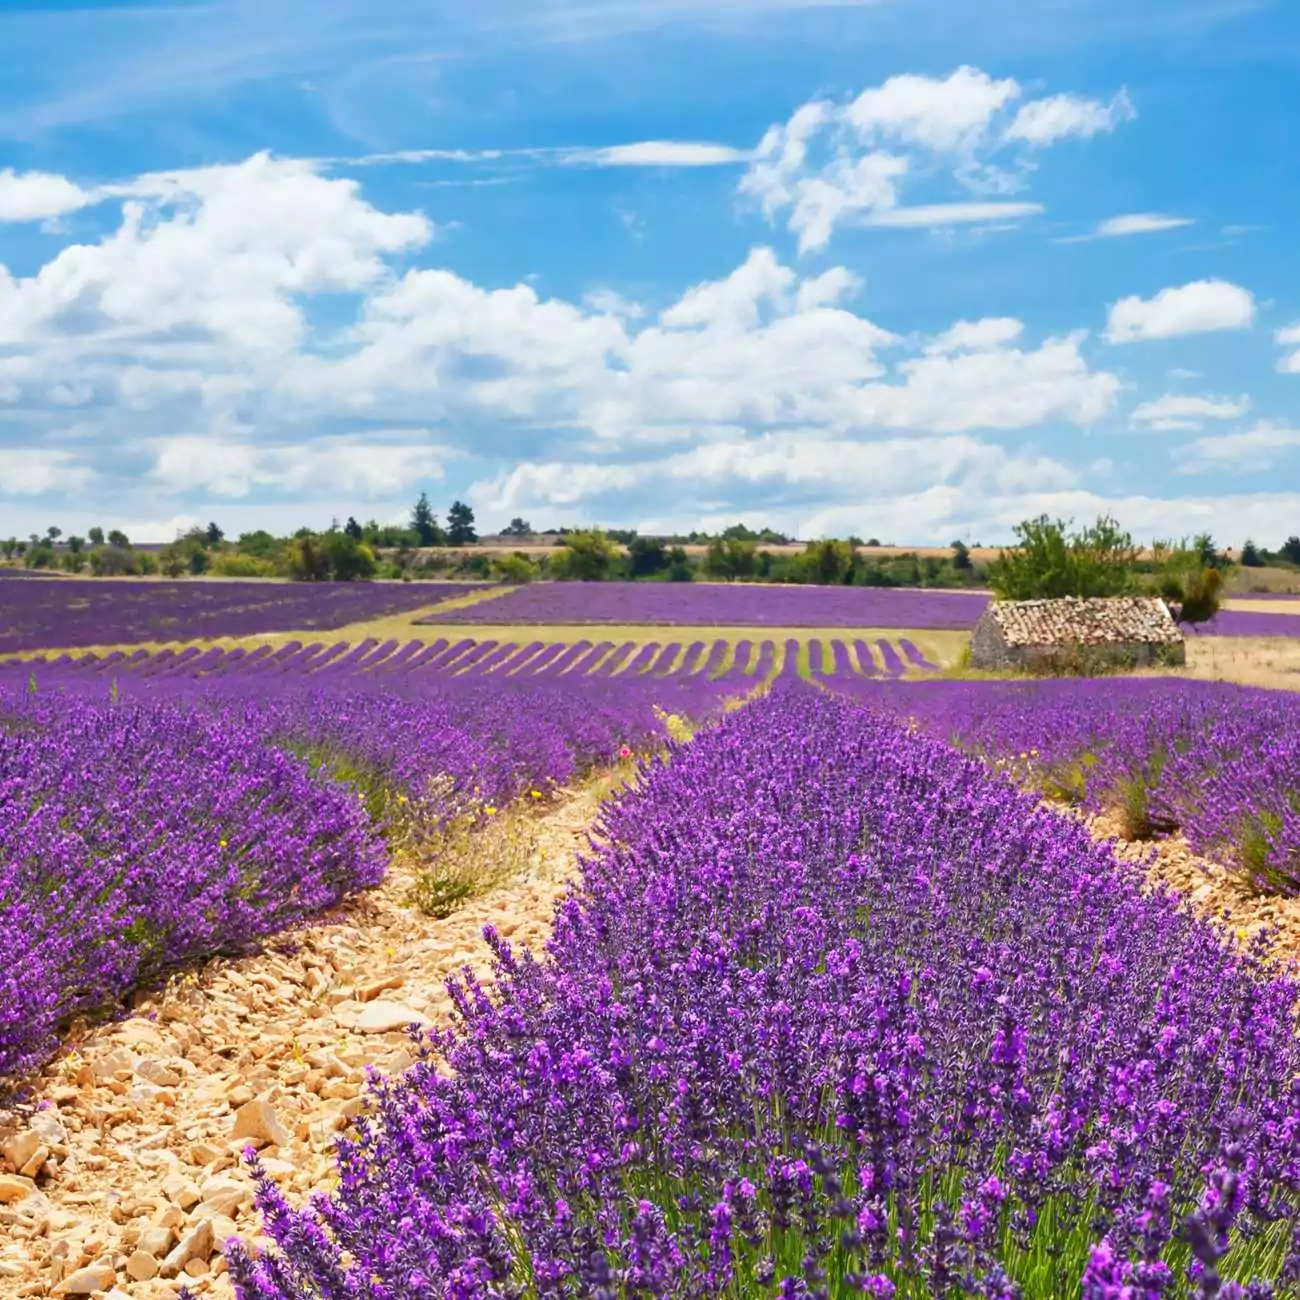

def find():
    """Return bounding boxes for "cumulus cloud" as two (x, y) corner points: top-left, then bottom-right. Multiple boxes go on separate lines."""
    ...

(0, 156), (1127, 536)
(741, 67), (1133, 252)
(1130, 393), (1251, 432)
(1104, 279), (1256, 343)
(0, 169), (95, 222)
(1276, 323), (1300, 374)
(1178, 422), (1300, 475)
(1004, 90), (1136, 146)
(924, 317), (1025, 354)
(0, 449), (94, 495)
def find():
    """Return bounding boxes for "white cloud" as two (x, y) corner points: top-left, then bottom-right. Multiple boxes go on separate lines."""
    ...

(1004, 89), (1135, 146)
(0, 158), (1126, 536)
(149, 433), (446, 498)
(0, 169), (95, 222)
(843, 66), (1020, 154)
(925, 317), (1024, 353)
(740, 67), (1131, 252)
(0, 152), (430, 355)
(794, 266), (862, 312)
(1276, 323), (1300, 374)
(0, 448), (94, 495)
(1094, 213), (1193, 238)
(1104, 279), (1256, 343)
(1179, 422), (1300, 475)
(864, 201), (1042, 228)
(1130, 393), (1251, 431)
(568, 141), (751, 166)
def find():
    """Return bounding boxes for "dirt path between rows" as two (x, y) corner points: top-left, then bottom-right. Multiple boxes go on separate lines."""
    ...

(0, 783), (611, 1299)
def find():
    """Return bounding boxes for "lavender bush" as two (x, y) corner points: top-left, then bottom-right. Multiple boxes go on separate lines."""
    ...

(0, 687), (384, 1087)
(833, 677), (1300, 892)
(1, 656), (748, 1097)
(228, 685), (1300, 1297)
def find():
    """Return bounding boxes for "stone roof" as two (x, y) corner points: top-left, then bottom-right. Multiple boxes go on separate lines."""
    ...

(982, 596), (1183, 647)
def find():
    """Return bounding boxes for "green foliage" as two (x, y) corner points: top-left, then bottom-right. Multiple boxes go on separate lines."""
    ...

(343, 516), (364, 540)
(410, 492), (445, 547)
(159, 535), (210, 577)
(285, 532), (377, 581)
(406, 784), (538, 919)
(208, 552), (279, 578)
(951, 540), (973, 571)
(106, 529), (130, 548)
(989, 514), (1139, 601)
(87, 545), (140, 576)
(704, 535), (758, 581)
(1240, 539), (1264, 568)
(501, 516), (533, 538)
(551, 529), (619, 580)
(447, 500), (477, 546)
(1150, 541), (1224, 625)
(667, 546), (693, 582)
(492, 552), (540, 584)
(87, 526), (105, 547)
(1280, 536), (1300, 567)
(797, 538), (856, 585)
(627, 536), (669, 578)
(23, 543), (55, 569)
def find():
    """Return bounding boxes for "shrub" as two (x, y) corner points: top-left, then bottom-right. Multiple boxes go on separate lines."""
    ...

(208, 552), (280, 578)
(989, 514), (1138, 600)
(492, 552), (540, 584)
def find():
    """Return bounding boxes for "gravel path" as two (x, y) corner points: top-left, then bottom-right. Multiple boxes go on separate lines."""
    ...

(0, 784), (608, 1299)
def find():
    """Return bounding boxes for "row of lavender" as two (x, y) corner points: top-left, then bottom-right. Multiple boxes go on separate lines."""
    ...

(232, 685), (1300, 1298)
(0, 576), (484, 653)
(426, 581), (1300, 636)
(14, 635), (939, 680)
(832, 676), (1300, 892)
(0, 664), (744, 1095)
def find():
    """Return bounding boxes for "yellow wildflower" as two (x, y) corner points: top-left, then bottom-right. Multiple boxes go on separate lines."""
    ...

(219, 838), (228, 848)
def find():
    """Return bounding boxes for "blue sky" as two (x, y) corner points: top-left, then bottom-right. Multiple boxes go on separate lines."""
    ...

(2, 0), (1299, 545)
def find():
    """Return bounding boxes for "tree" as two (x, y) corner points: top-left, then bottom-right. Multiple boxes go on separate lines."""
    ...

(205, 521), (224, 547)
(667, 546), (693, 582)
(551, 529), (619, 580)
(1193, 532), (1223, 570)
(88, 526), (104, 547)
(106, 529), (131, 549)
(1280, 536), (1300, 567)
(1240, 539), (1264, 568)
(447, 500), (477, 546)
(410, 493), (442, 547)
(1157, 544), (1224, 626)
(951, 540), (973, 571)
(344, 516), (364, 541)
(321, 531), (378, 581)
(704, 536), (758, 582)
(66, 535), (85, 557)
(1, 538), (16, 560)
(46, 526), (62, 543)
(237, 529), (279, 558)
(501, 516), (533, 538)
(989, 515), (1138, 601)
(627, 536), (669, 579)
(493, 552), (540, 583)
(797, 538), (854, 585)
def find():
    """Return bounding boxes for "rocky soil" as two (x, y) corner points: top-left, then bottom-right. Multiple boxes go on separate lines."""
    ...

(1087, 809), (1300, 972)
(0, 784), (610, 1299)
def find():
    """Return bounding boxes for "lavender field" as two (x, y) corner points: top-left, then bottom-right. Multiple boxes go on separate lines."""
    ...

(9, 601), (1300, 1294)
(421, 580), (992, 628)
(0, 575), (483, 652)
(230, 685), (1300, 1297)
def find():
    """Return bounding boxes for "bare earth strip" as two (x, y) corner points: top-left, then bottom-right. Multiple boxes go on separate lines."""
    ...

(0, 782), (613, 1299)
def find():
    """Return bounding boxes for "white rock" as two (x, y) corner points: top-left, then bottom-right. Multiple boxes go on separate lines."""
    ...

(231, 1098), (291, 1149)
(356, 1001), (430, 1034)
(160, 1219), (213, 1278)
(53, 1263), (117, 1295)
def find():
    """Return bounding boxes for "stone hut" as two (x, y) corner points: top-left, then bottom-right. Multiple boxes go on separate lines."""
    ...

(969, 596), (1185, 671)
